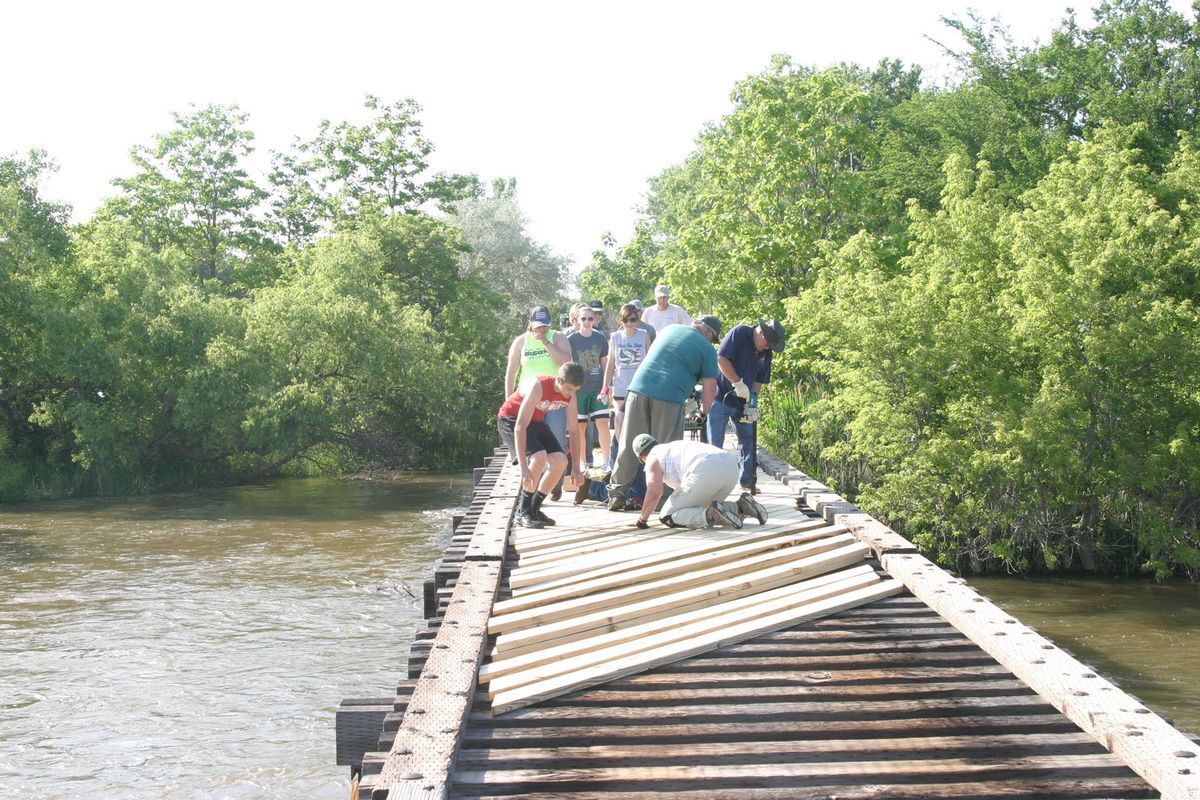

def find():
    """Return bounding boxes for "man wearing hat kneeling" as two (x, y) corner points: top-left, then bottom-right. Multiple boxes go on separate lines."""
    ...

(631, 433), (768, 529)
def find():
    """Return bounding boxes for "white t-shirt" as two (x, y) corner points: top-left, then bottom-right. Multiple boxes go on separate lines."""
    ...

(641, 302), (692, 332)
(654, 440), (725, 488)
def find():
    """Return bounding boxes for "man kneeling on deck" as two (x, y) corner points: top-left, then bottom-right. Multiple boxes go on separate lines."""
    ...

(631, 434), (768, 530)
(498, 362), (587, 529)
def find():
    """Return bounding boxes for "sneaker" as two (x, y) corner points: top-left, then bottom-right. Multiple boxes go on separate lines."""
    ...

(530, 507), (556, 526)
(737, 492), (768, 525)
(573, 477), (592, 505)
(708, 500), (743, 529)
(607, 493), (627, 512)
(515, 511), (544, 529)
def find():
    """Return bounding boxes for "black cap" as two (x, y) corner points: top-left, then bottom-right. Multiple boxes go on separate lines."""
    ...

(758, 318), (786, 352)
(697, 315), (722, 342)
(587, 300), (604, 312)
(529, 306), (552, 327)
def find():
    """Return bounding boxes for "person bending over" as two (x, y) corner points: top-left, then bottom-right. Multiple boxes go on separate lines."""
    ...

(631, 434), (768, 530)
(497, 362), (586, 528)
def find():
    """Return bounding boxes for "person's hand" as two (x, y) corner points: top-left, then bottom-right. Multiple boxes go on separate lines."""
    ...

(531, 328), (549, 344)
(571, 467), (585, 488)
(733, 379), (751, 401)
(599, 386), (610, 403)
(520, 463), (534, 485)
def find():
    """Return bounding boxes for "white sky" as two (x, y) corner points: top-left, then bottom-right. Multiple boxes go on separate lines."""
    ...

(4, 0), (1192, 275)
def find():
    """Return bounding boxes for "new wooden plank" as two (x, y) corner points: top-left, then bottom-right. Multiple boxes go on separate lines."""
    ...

(485, 570), (882, 695)
(492, 543), (869, 656)
(480, 564), (878, 684)
(510, 519), (839, 593)
(489, 533), (860, 635)
(883, 551), (1200, 800)
(490, 579), (904, 714)
(498, 524), (851, 613)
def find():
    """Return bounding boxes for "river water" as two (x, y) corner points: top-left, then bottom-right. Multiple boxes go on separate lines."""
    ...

(2, 479), (1198, 798)
(0, 475), (470, 799)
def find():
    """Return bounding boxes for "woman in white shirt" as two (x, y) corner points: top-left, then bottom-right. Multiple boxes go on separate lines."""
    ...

(602, 303), (653, 446)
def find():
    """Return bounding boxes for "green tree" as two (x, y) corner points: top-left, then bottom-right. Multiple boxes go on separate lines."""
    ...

(450, 179), (570, 317)
(108, 104), (275, 286)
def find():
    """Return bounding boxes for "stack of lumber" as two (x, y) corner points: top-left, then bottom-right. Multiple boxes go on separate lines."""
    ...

(481, 491), (902, 714)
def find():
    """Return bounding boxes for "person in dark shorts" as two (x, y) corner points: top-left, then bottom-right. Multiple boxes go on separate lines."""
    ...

(567, 306), (610, 473)
(497, 362), (586, 528)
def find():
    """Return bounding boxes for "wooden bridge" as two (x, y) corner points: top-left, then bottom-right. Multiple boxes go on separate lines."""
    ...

(337, 445), (1200, 799)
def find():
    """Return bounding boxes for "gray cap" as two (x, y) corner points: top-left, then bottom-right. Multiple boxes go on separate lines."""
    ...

(697, 315), (722, 342)
(632, 433), (658, 457)
(629, 298), (645, 311)
(654, 285), (670, 297)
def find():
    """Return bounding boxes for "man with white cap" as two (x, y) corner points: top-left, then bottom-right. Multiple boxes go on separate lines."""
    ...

(630, 433), (768, 529)
(640, 285), (693, 332)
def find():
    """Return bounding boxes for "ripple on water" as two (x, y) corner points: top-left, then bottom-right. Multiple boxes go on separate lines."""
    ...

(0, 474), (471, 799)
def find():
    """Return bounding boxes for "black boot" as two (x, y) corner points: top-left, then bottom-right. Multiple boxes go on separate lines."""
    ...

(515, 489), (543, 529)
(529, 490), (556, 526)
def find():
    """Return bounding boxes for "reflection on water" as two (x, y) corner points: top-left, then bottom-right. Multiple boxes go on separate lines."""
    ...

(971, 575), (1200, 734)
(0, 475), (470, 799)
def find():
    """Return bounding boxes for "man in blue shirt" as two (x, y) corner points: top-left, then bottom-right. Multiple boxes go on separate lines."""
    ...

(607, 317), (721, 511)
(707, 319), (786, 493)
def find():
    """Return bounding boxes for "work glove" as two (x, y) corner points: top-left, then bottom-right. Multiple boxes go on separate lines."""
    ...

(732, 379), (751, 400)
(743, 405), (760, 423)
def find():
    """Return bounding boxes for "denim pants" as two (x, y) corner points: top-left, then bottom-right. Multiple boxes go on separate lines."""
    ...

(706, 401), (757, 487)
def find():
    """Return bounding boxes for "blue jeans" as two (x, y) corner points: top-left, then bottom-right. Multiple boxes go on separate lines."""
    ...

(706, 401), (756, 487)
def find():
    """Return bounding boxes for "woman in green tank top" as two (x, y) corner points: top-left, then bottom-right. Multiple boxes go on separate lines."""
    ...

(505, 306), (573, 455)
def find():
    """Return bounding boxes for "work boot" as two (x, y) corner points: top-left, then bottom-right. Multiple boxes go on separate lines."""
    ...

(736, 492), (768, 525)
(607, 491), (627, 512)
(708, 500), (743, 529)
(515, 511), (544, 529)
(573, 477), (592, 505)
(529, 491), (555, 526)
(741, 483), (759, 495)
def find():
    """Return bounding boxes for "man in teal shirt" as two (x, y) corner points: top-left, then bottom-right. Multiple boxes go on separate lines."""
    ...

(607, 316), (721, 511)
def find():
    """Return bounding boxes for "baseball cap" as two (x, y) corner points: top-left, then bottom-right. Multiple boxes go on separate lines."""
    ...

(632, 433), (658, 457)
(759, 318), (786, 352)
(528, 306), (552, 328)
(697, 315), (722, 343)
(629, 299), (645, 311)
(654, 285), (670, 297)
(587, 300), (604, 313)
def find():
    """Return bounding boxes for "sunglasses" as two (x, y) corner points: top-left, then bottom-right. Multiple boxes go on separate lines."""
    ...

(581, 316), (595, 321)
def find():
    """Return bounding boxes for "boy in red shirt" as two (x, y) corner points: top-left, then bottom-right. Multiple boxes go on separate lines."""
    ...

(497, 362), (586, 528)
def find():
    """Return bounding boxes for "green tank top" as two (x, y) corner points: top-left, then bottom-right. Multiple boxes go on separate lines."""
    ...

(518, 330), (560, 385)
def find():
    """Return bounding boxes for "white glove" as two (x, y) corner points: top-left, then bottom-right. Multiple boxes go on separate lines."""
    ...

(732, 379), (751, 401)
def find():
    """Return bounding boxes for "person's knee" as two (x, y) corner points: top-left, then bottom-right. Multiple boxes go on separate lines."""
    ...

(547, 451), (567, 472)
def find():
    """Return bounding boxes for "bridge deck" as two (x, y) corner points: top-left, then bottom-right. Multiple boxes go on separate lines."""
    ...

(347, 446), (1200, 800)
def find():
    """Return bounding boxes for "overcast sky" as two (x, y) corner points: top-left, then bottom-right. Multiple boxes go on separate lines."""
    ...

(5, 0), (1192, 276)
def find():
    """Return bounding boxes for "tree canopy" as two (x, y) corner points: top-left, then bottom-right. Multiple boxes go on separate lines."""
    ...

(581, 0), (1200, 578)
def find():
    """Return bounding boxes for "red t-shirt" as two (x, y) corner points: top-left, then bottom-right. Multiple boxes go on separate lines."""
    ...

(498, 375), (570, 422)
